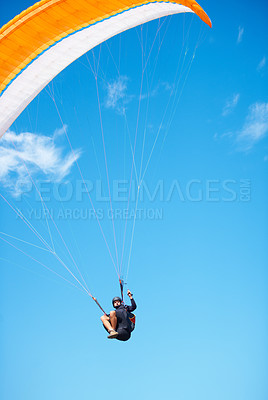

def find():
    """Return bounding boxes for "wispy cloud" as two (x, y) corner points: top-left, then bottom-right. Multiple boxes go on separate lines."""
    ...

(237, 102), (268, 150)
(222, 93), (240, 116)
(257, 56), (266, 72)
(237, 26), (244, 44)
(0, 127), (81, 197)
(105, 76), (132, 114)
(53, 124), (68, 139)
(105, 77), (172, 113)
(140, 81), (173, 100)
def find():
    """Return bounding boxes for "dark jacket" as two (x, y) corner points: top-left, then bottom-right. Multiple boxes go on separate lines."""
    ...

(115, 298), (137, 331)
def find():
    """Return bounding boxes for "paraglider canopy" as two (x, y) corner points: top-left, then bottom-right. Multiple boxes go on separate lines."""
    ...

(0, 0), (211, 138)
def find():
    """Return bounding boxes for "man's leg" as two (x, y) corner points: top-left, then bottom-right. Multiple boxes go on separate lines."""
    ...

(100, 311), (118, 338)
(100, 314), (113, 332)
(109, 311), (117, 331)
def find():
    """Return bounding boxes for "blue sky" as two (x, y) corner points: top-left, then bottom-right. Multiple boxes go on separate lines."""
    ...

(0, 1), (268, 399)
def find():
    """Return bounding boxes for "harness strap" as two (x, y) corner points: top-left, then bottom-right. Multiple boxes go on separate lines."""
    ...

(92, 278), (125, 315)
(92, 297), (107, 316)
(119, 279), (124, 303)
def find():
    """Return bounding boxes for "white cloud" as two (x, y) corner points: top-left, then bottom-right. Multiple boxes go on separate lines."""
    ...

(105, 76), (132, 114)
(141, 81), (173, 100)
(237, 102), (268, 150)
(105, 77), (171, 113)
(222, 93), (240, 116)
(53, 124), (68, 139)
(0, 127), (81, 197)
(257, 56), (266, 72)
(237, 26), (244, 44)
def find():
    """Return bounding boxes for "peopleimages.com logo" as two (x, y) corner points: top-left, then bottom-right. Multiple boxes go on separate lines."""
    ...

(17, 178), (251, 203)
(15, 178), (251, 221)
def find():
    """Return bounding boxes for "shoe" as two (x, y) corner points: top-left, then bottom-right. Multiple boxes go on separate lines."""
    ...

(107, 330), (118, 339)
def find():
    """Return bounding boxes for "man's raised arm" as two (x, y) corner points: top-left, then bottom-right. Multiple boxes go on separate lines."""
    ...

(126, 289), (137, 312)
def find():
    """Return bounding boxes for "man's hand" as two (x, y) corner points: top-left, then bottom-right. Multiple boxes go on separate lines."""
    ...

(127, 289), (133, 299)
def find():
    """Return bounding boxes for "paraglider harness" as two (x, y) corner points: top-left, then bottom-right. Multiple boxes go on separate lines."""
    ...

(93, 279), (136, 331)
(128, 312), (136, 332)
